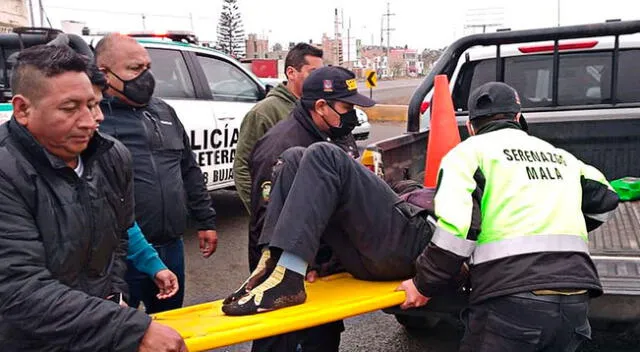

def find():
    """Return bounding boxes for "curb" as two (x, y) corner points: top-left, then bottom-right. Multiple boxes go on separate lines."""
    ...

(361, 104), (408, 122)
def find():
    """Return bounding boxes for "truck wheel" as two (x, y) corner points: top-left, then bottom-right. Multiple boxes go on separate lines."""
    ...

(394, 314), (441, 331)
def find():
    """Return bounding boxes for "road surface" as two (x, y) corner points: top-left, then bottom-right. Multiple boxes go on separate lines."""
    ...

(357, 78), (422, 105)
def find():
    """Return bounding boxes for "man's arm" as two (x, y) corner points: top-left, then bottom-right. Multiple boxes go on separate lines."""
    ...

(110, 142), (134, 297)
(412, 145), (481, 298)
(234, 110), (274, 214)
(579, 162), (619, 231)
(166, 105), (217, 232)
(0, 173), (151, 351)
(127, 222), (167, 278)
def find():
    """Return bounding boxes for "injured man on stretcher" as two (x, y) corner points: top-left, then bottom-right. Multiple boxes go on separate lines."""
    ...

(222, 142), (465, 316)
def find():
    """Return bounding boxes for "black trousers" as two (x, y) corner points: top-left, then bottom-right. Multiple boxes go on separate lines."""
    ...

(253, 143), (433, 351)
(259, 143), (432, 281)
(459, 292), (591, 352)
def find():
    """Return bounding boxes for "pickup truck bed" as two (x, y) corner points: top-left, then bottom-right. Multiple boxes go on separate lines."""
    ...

(590, 200), (640, 295)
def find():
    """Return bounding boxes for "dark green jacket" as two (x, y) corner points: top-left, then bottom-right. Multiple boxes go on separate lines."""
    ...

(233, 83), (297, 212)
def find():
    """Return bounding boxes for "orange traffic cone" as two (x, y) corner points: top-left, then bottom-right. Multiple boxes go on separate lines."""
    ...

(423, 75), (461, 187)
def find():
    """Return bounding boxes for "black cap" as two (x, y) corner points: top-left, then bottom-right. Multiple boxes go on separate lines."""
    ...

(468, 82), (521, 120)
(302, 66), (376, 107)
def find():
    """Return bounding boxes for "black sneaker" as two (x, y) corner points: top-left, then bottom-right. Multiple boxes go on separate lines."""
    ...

(223, 249), (278, 305)
(221, 265), (306, 316)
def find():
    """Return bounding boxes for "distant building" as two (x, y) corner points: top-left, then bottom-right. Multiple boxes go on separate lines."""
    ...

(0, 0), (28, 33)
(319, 33), (343, 66)
(245, 33), (270, 59)
(387, 48), (419, 77)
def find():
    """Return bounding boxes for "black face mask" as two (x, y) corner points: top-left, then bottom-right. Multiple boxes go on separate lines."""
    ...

(107, 68), (156, 105)
(327, 104), (359, 138)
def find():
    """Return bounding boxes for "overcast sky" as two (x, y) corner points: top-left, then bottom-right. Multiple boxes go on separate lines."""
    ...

(35, 0), (639, 51)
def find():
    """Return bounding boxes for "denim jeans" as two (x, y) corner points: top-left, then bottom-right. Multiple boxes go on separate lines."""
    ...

(125, 237), (185, 314)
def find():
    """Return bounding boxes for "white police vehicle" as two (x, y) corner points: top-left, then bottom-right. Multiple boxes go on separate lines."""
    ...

(1, 29), (266, 190)
(1, 29), (370, 191)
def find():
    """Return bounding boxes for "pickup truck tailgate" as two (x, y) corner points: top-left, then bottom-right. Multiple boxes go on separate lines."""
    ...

(589, 200), (640, 295)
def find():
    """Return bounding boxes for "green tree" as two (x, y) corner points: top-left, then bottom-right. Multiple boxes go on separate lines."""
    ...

(216, 0), (245, 58)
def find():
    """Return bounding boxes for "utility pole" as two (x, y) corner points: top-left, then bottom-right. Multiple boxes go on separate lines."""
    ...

(38, 0), (44, 27)
(334, 8), (339, 66)
(189, 12), (195, 31)
(557, 0), (561, 27)
(347, 17), (351, 68)
(141, 13), (146, 30)
(380, 15), (384, 48)
(28, 0), (35, 27)
(383, 2), (395, 57)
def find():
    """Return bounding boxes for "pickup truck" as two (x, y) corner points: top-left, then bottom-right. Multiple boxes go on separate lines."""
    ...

(366, 20), (640, 330)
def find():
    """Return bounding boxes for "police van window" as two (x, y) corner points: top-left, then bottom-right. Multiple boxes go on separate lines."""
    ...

(557, 52), (611, 106)
(616, 50), (640, 103)
(454, 51), (614, 112)
(452, 59), (496, 111)
(146, 48), (196, 99)
(196, 55), (260, 102)
(505, 55), (553, 108)
(469, 59), (497, 98)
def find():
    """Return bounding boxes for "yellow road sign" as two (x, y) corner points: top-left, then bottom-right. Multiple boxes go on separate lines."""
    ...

(365, 69), (377, 89)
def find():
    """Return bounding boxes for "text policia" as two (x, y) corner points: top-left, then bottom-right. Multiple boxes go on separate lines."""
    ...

(190, 126), (239, 184)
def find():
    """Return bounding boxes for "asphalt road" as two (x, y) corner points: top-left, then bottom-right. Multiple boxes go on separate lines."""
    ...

(357, 78), (422, 105)
(182, 121), (640, 351)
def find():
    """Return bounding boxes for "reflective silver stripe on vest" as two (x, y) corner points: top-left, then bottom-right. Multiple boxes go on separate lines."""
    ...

(431, 227), (476, 257)
(585, 210), (615, 223)
(471, 234), (589, 265)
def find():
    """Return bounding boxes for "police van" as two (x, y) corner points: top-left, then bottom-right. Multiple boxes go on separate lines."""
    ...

(0, 28), (265, 190)
(1, 28), (371, 191)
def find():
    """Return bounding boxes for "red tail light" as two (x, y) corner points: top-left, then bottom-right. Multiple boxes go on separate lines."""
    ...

(420, 101), (430, 114)
(518, 41), (598, 53)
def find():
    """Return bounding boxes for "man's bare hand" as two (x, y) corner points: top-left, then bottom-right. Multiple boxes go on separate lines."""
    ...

(154, 269), (179, 300)
(197, 230), (218, 258)
(396, 279), (430, 310)
(306, 270), (318, 283)
(138, 322), (187, 352)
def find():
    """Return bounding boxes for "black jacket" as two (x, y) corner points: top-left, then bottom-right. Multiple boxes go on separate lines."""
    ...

(0, 119), (150, 351)
(100, 96), (216, 245)
(247, 101), (358, 270)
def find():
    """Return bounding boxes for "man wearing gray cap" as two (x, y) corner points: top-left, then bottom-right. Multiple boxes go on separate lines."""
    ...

(399, 81), (619, 351)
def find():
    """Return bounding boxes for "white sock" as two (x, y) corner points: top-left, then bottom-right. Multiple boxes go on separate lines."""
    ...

(276, 251), (308, 276)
